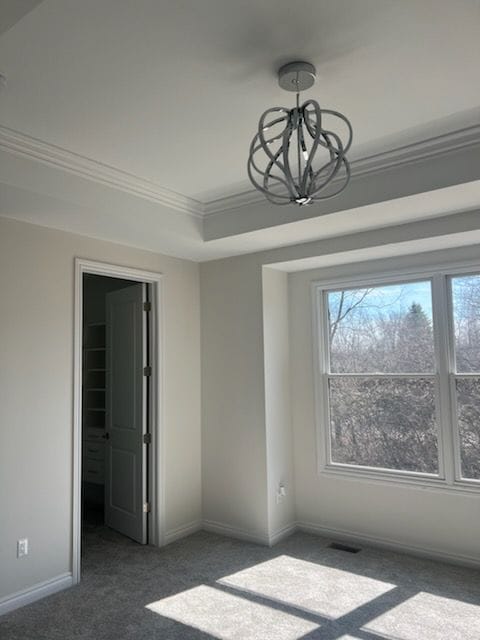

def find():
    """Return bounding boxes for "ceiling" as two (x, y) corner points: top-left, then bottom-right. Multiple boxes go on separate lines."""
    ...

(0, 0), (479, 261)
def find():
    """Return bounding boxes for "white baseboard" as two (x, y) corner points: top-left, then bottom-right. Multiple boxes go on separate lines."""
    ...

(2, 522), (476, 618)
(297, 521), (480, 570)
(0, 573), (73, 617)
(202, 519), (270, 545)
(202, 517), (480, 568)
(268, 522), (298, 546)
(164, 520), (203, 545)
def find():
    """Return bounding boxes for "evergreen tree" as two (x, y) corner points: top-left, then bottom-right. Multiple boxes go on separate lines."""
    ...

(396, 302), (433, 372)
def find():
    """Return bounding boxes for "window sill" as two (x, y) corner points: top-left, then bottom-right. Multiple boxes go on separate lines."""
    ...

(319, 464), (480, 495)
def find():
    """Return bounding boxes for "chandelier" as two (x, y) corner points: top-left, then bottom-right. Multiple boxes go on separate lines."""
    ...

(247, 61), (352, 206)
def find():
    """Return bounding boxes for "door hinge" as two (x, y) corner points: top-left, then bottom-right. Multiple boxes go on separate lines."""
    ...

(143, 301), (152, 312)
(143, 433), (152, 445)
(143, 365), (152, 377)
(143, 502), (151, 513)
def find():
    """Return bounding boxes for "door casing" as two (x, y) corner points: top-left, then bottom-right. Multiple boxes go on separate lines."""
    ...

(73, 259), (165, 584)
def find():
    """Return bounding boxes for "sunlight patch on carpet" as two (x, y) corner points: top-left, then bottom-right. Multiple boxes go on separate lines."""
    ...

(217, 554), (396, 618)
(364, 591), (480, 640)
(146, 584), (319, 640)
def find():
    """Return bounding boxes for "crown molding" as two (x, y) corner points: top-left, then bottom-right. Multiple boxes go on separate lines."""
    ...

(0, 125), (204, 217)
(203, 124), (480, 216)
(1, 123), (479, 220)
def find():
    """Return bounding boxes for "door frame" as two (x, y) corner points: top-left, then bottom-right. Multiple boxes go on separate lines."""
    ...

(72, 258), (165, 584)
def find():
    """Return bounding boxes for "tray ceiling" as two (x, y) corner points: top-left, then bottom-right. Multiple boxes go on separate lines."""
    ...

(0, 0), (479, 203)
(0, 0), (479, 262)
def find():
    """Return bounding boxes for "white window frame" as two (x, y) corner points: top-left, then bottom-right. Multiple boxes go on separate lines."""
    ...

(447, 271), (480, 486)
(312, 261), (480, 494)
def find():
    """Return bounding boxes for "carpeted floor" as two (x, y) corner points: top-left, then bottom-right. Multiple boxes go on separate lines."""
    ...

(1, 526), (479, 639)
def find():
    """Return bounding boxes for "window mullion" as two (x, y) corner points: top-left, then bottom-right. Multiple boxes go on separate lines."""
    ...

(315, 288), (332, 470)
(327, 372), (436, 379)
(432, 273), (456, 484)
(322, 291), (334, 465)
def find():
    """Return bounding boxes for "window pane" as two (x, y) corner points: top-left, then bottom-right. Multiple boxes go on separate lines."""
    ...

(327, 281), (434, 373)
(329, 377), (438, 473)
(451, 274), (480, 373)
(456, 378), (480, 480)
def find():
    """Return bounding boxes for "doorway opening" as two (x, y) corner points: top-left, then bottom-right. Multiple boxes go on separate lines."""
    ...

(82, 274), (150, 548)
(73, 260), (164, 584)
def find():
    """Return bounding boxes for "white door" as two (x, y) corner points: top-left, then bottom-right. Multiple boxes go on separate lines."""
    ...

(105, 283), (148, 543)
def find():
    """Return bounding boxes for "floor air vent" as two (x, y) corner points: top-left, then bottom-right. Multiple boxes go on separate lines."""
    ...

(328, 542), (361, 553)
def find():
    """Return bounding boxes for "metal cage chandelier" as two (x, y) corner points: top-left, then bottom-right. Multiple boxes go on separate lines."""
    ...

(247, 61), (352, 206)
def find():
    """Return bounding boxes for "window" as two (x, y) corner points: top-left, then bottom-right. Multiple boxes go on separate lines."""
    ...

(451, 274), (480, 480)
(314, 269), (480, 488)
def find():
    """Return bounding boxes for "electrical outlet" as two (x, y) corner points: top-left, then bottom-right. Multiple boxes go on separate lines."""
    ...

(17, 538), (28, 558)
(276, 483), (287, 504)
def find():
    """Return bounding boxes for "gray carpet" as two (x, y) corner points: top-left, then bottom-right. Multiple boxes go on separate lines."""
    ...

(1, 527), (479, 639)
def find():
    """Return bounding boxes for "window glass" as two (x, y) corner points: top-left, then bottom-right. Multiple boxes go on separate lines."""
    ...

(329, 377), (438, 473)
(319, 274), (480, 483)
(455, 378), (480, 480)
(323, 279), (438, 476)
(451, 274), (480, 480)
(327, 281), (434, 373)
(451, 274), (480, 373)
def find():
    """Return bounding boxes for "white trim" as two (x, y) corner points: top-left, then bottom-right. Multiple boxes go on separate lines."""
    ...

(451, 371), (480, 486)
(311, 257), (480, 292)
(1, 122), (478, 218)
(0, 125), (203, 217)
(343, 124), (480, 182)
(199, 518), (480, 568)
(268, 523), (298, 546)
(447, 273), (480, 485)
(296, 521), (480, 570)
(313, 465), (480, 495)
(204, 188), (268, 216)
(149, 278), (166, 547)
(0, 573), (73, 616)
(311, 257), (480, 491)
(73, 259), (166, 585)
(326, 372), (436, 378)
(202, 520), (270, 545)
(433, 272), (456, 484)
(203, 125), (480, 215)
(164, 520), (203, 545)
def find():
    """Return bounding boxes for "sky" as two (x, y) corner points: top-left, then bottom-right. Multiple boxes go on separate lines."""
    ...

(328, 280), (433, 323)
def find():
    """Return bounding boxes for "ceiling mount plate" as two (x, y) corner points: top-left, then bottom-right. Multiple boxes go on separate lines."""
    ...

(278, 61), (316, 92)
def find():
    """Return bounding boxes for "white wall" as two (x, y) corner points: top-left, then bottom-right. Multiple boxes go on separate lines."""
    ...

(201, 236), (480, 563)
(262, 268), (295, 540)
(201, 255), (270, 541)
(289, 246), (480, 564)
(0, 217), (201, 601)
(201, 257), (298, 544)
(2, 209), (479, 608)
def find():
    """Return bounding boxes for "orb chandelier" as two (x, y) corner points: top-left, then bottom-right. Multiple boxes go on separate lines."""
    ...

(247, 61), (352, 206)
